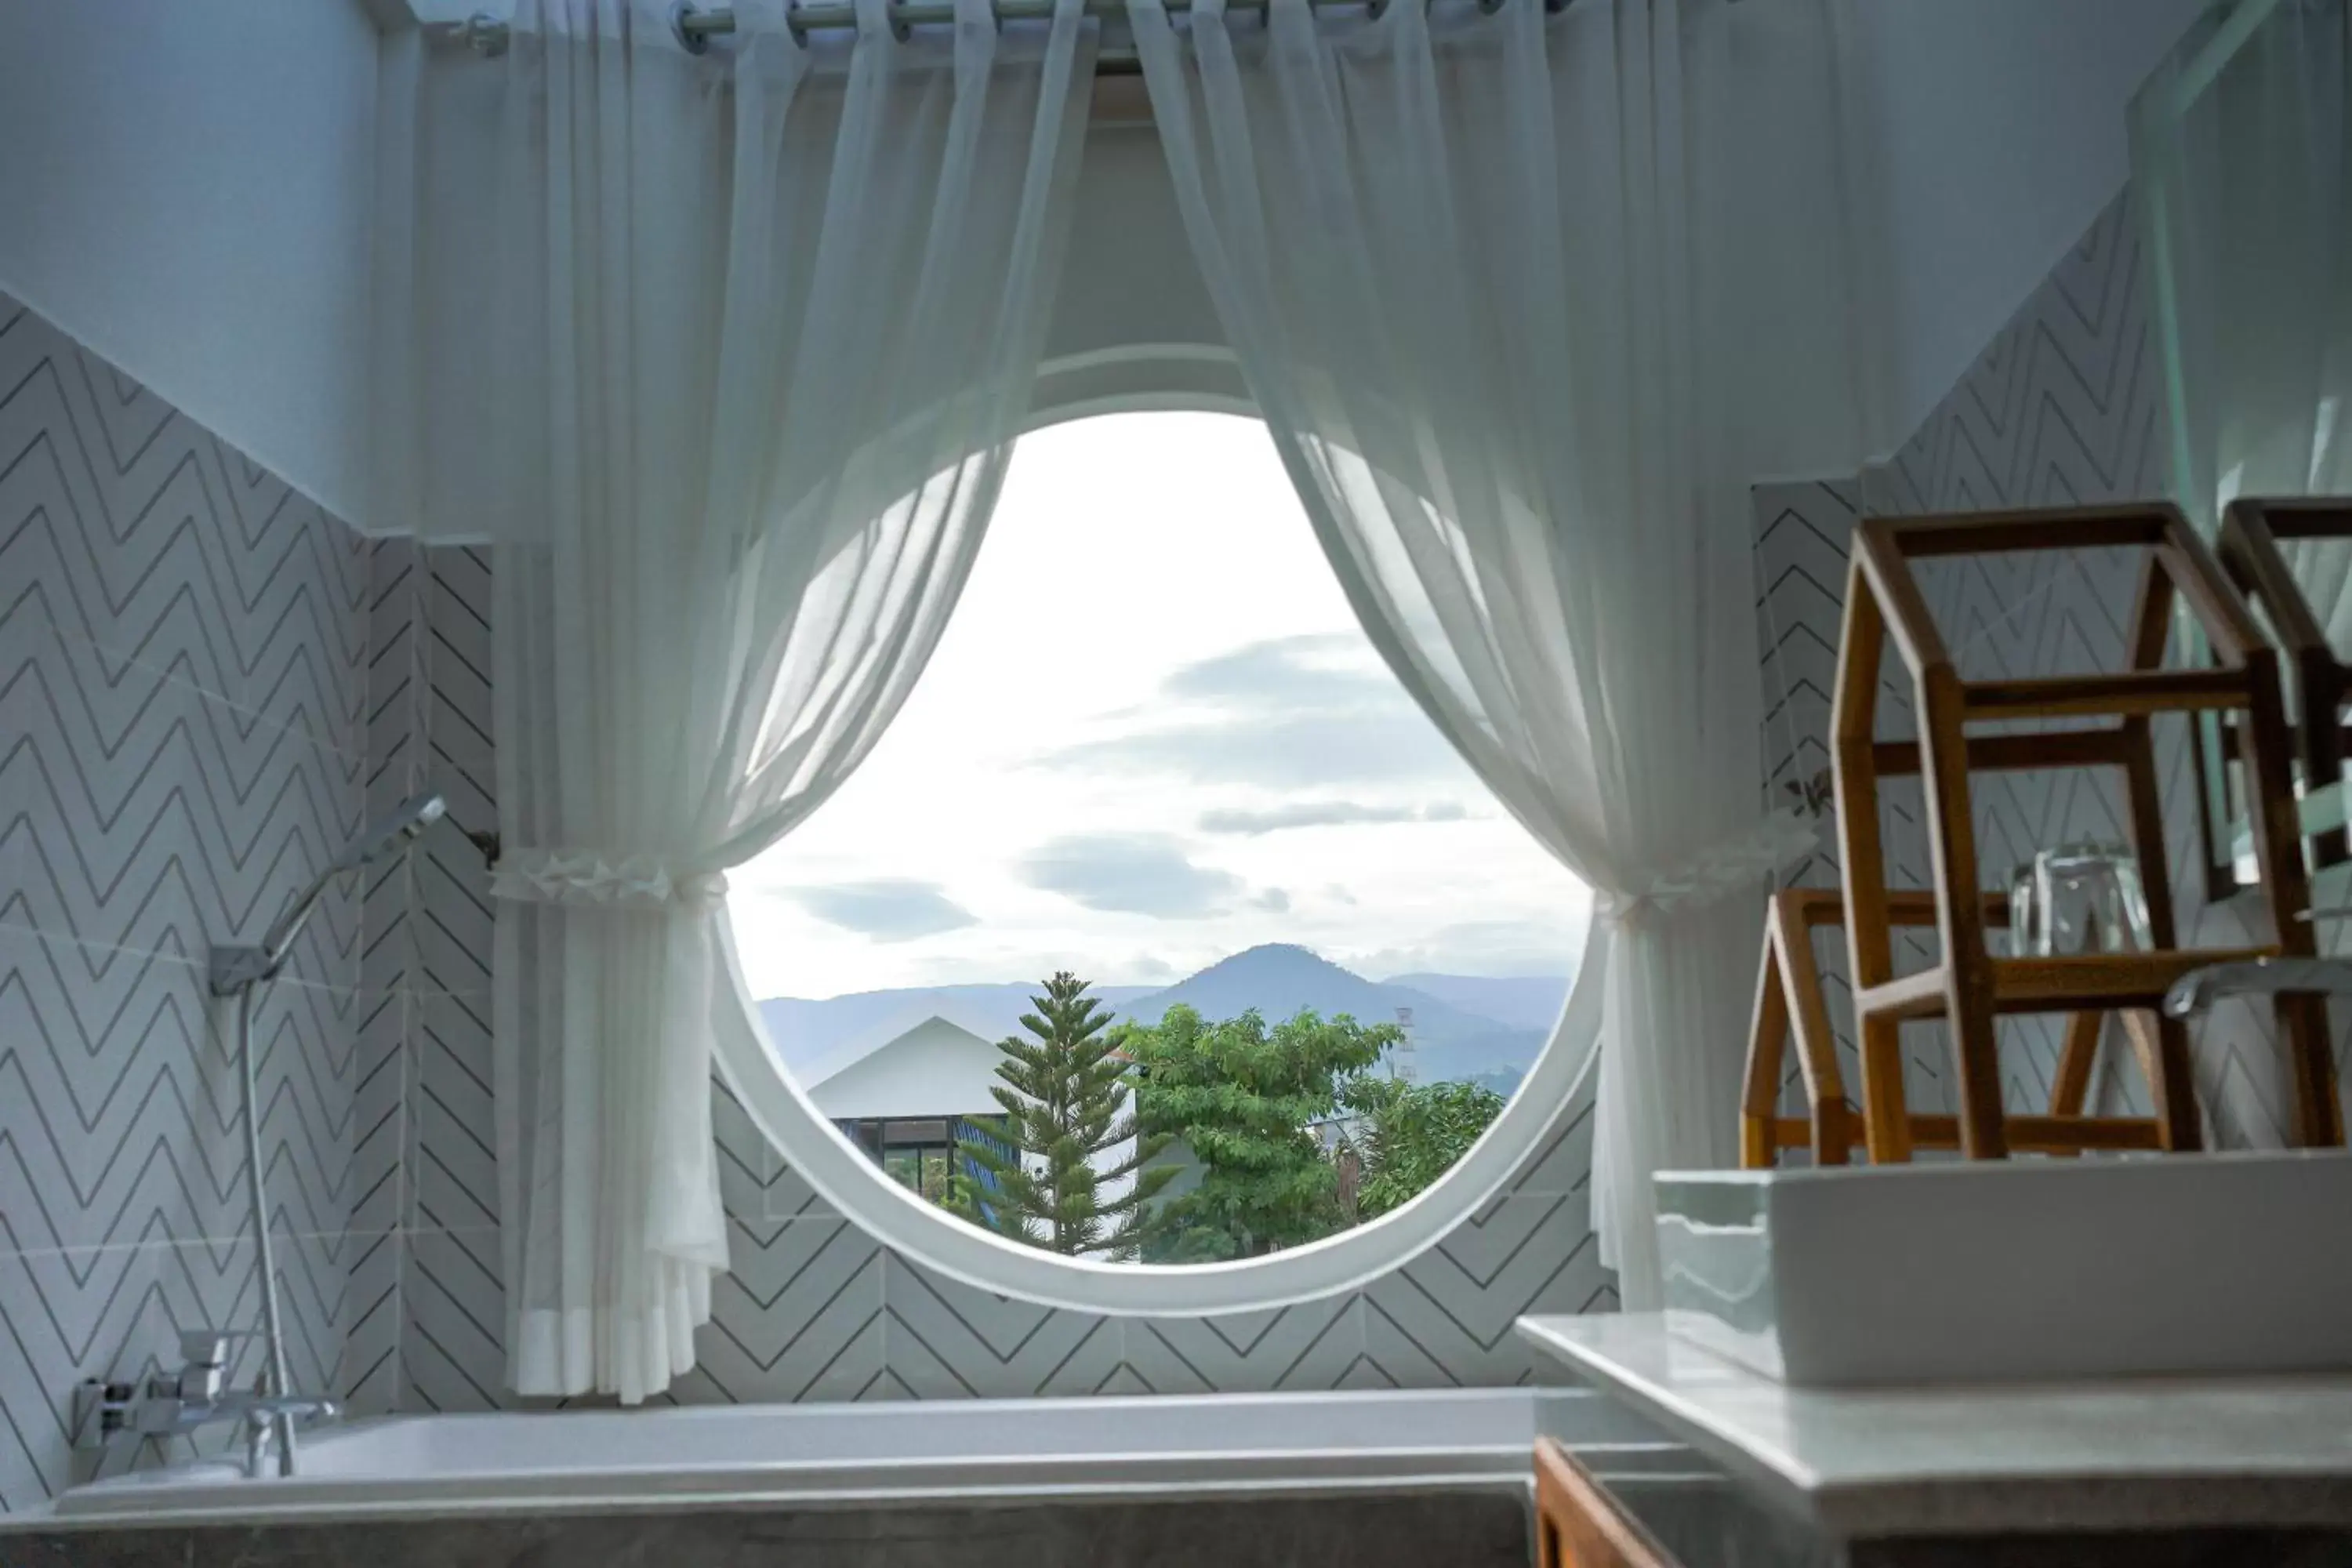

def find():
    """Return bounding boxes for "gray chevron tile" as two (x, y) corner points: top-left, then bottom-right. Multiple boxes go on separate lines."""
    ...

(1354, 1307), (1450, 1388)
(720, 1215), (883, 1327)
(1502, 1076), (1595, 1197)
(1121, 1296), (1366, 1395)
(408, 842), (493, 995)
(1419, 1192), (1588, 1307)
(401, 1218), (510, 1414)
(748, 1134), (843, 1227)
(408, 983), (494, 1169)
(0, 293), (366, 1508)
(1408, 1192), (1599, 1342)
(700, 1225), (887, 1403)
(0, 929), (234, 1252)
(1104, 1321), (1218, 1396)
(880, 1254), (1114, 1399)
(715, 1083), (844, 1230)
(338, 1225), (407, 1414)
(715, 1099), (777, 1226)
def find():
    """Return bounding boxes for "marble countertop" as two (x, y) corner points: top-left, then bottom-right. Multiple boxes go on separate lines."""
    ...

(1518, 1312), (2352, 1539)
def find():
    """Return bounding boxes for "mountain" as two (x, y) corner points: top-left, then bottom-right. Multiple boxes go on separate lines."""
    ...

(1376, 973), (1570, 1034)
(1116, 945), (1552, 1084)
(758, 982), (1159, 1074)
(1120, 943), (1413, 1029)
(757, 945), (1565, 1089)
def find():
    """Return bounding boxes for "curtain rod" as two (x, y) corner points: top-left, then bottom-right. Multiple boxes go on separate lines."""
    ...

(447, 0), (1562, 56)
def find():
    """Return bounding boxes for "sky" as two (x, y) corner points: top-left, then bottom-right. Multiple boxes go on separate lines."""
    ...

(726, 412), (1591, 1001)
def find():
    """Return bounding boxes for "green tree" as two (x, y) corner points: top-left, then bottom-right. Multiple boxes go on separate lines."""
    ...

(1127, 1004), (1399, 1261)
(946, 972), (1178, 1258)
(1342, 1078), (1508, 1220)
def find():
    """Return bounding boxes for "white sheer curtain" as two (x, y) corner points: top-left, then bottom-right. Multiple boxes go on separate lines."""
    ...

(1132, 0), (1885, 1305)
(376, 0), (1091, 1401)
(2134, 0), (2350, 629)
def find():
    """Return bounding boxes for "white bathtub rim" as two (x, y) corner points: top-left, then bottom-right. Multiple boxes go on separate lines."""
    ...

(35, 1386), (1632, 1531)
(289, 1382), (1544, 1428)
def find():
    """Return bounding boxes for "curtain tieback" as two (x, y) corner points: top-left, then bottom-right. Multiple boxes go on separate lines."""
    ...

(490, 848), (730, 909)
(1598, 808), (1817, 931)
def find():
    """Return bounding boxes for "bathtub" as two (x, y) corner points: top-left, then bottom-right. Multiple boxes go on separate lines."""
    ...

(44, 1386), (1668, 1529)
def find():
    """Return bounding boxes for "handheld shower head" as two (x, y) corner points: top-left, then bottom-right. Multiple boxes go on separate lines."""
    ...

(340, 793), (448, 877)
(212, 793), (449, 994)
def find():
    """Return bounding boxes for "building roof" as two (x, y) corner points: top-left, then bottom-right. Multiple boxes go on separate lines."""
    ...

(797, 1003), (1007, 1092)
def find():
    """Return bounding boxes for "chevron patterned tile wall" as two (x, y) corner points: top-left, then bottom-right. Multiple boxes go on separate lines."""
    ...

(1753, 191), (2352, 1149)
(0, 292), (373, 1511)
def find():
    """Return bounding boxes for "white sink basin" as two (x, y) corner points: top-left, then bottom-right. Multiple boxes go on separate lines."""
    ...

(1653, 1150), (2352, 1386)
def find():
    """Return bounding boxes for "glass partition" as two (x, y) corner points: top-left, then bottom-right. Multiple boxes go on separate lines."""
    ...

(2135, 0), (2352, 887)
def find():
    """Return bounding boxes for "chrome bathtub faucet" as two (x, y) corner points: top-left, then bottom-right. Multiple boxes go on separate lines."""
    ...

(71, 1330), (340, 1479)
(2163, 956), (2352, 1019)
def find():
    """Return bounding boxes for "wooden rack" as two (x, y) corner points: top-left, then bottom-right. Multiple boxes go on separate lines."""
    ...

(1740, 887), (2170, 1167)
(1830, 503), (2343, 1160)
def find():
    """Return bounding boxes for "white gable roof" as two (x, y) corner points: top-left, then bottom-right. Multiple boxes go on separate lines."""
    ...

(798, 1000), (1007, 1088)
(801, 1013), (1009, 1122)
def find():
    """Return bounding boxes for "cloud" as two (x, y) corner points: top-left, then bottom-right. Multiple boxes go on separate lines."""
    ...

(1251, 887), (1293, 913)
(1160, 634), (1382, 706)
(1034, 636), (1464, 789)
(789, 880), (978, 943)
(1018, 833), (1243, 918)
(1199, 800), (1470, 836)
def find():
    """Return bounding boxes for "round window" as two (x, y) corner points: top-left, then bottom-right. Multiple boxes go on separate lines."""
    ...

(716, 409), (1597, 1314)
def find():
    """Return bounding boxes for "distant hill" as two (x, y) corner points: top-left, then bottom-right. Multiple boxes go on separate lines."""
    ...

(1116, 943), (1536, 1083)
(1376, 973), (1569, 1034)
(757, 944), (1566, 1089)
(757, 982), (1159, 1073)
(1122, 942), (1412, 1027)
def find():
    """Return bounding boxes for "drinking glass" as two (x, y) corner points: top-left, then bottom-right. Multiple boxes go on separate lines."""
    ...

(2007, 843), (2153, 957)
(2005, 860), (2038, 956)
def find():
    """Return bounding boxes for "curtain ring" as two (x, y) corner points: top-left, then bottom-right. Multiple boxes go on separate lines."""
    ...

(1543, 0), (1569, 13)
(1479, 0), (1505, 14)
(1367, 0), (1387, 20)
(670, 0), (712, 52)
(785, 2), (810, 44)
(892, 2), (913, 40)
(989, 0), (1004, 31)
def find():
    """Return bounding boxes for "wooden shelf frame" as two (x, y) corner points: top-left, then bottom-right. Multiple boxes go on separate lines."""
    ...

(1741, 887), (2172, 1167)
(1829, 503), (2344, 1160)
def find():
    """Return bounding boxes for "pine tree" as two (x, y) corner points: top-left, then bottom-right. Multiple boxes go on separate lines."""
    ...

(946, 972), (1180, 1258)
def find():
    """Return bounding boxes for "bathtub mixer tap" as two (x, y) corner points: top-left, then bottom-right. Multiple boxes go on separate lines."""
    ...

(2163, 955), (2352, 1018)
(71, 1330), (340, 1479)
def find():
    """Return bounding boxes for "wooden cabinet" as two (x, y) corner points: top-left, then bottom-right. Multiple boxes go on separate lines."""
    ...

(1533, 1438), (1680, 1568)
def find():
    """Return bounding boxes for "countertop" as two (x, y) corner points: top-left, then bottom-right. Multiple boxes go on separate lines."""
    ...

(1517, 1312), (2352, 1540)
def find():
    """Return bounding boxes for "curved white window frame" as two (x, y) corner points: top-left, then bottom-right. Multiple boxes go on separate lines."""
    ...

(709, 343), (1606, 1316)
